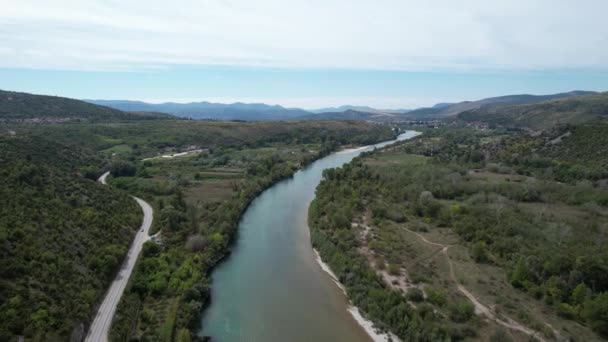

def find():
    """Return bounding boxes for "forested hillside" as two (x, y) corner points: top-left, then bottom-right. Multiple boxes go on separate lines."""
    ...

(0, 135), (141, 341)
(309, 126), (608, 341)
(9, 119), (391, 159)
(0, 90), (174, 122)
(457, 92), (608, 130)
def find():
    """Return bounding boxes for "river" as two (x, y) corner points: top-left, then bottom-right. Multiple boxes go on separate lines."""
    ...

(199, 131), (419, 342)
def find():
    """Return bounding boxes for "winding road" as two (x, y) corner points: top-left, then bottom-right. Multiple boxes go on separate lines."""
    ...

(85, 171), (154, 342)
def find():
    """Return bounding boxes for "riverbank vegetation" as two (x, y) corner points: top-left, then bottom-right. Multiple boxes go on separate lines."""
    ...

(309, 122), (608, 341)
(106, 122), (393, 341)
(69, 122), (393, 341)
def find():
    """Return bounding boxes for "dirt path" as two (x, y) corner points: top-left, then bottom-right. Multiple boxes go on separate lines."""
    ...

(141, 149), (204, 161)
(401, 226), (552, 342)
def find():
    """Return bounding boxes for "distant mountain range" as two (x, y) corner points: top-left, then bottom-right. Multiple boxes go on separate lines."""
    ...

(86, 100), (310, 121)
(87, 91), (597, 122)
(3, 89), (603, 130)
(310, 105), (410, 114)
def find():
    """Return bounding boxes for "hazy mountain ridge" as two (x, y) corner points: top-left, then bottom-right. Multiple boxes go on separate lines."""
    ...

(87, 99), (310, 121)
(310, 105), (410, 114)
(85, 90), (600, 123)
(0, 91), (174, 122)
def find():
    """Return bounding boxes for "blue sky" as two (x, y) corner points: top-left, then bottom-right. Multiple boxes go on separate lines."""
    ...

(1, 0), (607, 109)
(2, 67), (607, 109)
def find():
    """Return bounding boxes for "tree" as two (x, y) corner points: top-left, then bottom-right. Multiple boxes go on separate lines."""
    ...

(110, 160), (136, 177)
(572, 283), (589, 305)
(510, 257), (529, 288)
(472, 241), (489, 263)
(582, 292), (608, 336)
(185, 235), (207, 252)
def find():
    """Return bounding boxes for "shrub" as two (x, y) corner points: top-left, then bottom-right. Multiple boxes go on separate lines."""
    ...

(582, 292), (608, 336)
(449, 300), (474, 322)
(489, 328), (513, 342)
(426, 287), (446, 306)
(406, 288), (424, 302)
(185, 235), (207, 252)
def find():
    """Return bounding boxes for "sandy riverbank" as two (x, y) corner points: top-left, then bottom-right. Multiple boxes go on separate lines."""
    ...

(335, 145), (369, 155)
(313, 249), (400, 342)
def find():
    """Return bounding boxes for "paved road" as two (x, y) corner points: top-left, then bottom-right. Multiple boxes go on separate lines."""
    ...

(85, 171), (154, 342)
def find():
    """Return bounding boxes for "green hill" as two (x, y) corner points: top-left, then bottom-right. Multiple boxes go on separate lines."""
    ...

(0, 135), (141, 341)
(406, 90), (596, 119)
(457, 92), (608, 130)
(0, 90), (175, 122)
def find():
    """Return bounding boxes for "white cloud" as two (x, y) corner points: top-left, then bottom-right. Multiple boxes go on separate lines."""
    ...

(0, 0), (607, 71)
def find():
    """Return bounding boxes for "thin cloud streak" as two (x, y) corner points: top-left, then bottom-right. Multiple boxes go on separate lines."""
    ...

(1, 0), (607, 72)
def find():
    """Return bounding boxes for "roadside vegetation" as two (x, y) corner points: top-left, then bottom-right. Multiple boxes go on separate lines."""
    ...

(309, 122), (608, 341)
(0, 135), (141, 341)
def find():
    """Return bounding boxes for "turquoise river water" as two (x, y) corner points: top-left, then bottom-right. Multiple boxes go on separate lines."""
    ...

(199, 131), (419, 342)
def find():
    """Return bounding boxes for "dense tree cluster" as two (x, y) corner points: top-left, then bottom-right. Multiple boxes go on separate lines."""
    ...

(0, 136), (140, 341)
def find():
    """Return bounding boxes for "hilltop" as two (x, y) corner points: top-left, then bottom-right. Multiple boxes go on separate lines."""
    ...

(406, 91), (596, 119)
(457, 91), (608, 130)
(0, 90), (175, 122)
